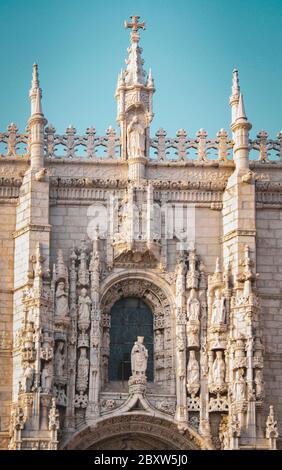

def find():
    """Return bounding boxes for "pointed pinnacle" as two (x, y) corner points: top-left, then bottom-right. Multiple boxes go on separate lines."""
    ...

(33, 87), (43, 115)
(236, 93), (247, 120)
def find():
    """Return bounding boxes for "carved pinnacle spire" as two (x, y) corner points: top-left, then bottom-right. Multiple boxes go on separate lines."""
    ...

(147, 68), (154, 87)
(29, 63), (44, 117)
(34, 87), (43, 115)
(124, 16), (146, 85)
(236, 93), (247, 121)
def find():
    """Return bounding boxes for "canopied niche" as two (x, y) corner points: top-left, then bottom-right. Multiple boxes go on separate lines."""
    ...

(100, 277), (174, 392)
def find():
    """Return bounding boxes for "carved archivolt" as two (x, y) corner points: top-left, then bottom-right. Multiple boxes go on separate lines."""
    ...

(62, 414), (212, 450)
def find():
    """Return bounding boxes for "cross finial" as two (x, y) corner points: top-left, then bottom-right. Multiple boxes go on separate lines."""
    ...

(124, 15), (145, 35)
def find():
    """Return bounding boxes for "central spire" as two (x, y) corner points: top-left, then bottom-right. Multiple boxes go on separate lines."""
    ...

(124, 15), (146, 85)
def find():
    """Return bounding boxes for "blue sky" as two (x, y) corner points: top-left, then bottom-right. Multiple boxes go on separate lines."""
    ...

(0, 0), (281, 138)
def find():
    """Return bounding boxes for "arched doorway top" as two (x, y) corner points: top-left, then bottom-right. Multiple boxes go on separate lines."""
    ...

(61, 413), (213, 450)
(100, 270), (174, 315)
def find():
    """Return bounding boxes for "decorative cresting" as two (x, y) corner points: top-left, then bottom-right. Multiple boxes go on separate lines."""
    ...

(0, 123), (30, 158)
(44, 125), (120, 159)
(62, 414), (211, 450)
(2, 123), (282, 163)
(100, 276), (174, 391)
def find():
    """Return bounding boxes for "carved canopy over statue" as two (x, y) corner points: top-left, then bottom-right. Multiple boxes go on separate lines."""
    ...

(131, 336), (148, 376)
(127, 116), (146, 158)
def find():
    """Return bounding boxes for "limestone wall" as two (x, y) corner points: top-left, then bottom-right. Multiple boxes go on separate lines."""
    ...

(256, 208), (282, 442)
(0, 202), (16, 448)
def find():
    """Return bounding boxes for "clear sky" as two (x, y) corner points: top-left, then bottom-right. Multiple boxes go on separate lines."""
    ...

(0, 0), (281, 139)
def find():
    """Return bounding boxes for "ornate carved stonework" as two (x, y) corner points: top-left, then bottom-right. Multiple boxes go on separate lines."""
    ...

(2, 15), (279, 453)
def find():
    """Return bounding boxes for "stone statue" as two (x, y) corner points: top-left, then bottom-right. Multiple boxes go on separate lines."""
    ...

(54, 341), (65, 377)
(155, 330), (164, 352)
(186, 350), (200, 396)
(212, 350), (225, 387)
(211, 289), (226, 324)
(234, 368), (246, 401)
(22, 364), (34, 392)
(77, 348), (89, 392)
(78, 288), (91, 324)
(55, 281), (69, 317)
(127, 116), (145, 157)
(41, 361), (53, 393)
(254, 368), (263, 398)
(102, 329), (110, 352)
(187, 289), (200, 322)
(131, 336), (148, 376)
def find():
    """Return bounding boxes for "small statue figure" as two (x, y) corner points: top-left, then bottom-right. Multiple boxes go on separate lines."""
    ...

(186, 350), (200, 396)
(55, 281), (69, 317)
(127, 116), (145, 158)
(54, 341), (65, 377)
(187, 289), (200, 322)
(131, 336), (148, 376)
(77, 348), (89, 393)
(254, 368), (263, 399)
(212, 350), (225, 388)
(211, 289), (226, 324)
(41, 361), (53, 393)
(234, 368), (246, 401)
(102, 329), (110, 352)
(22, 364), (34, 392)
(78, 288), (91, 324)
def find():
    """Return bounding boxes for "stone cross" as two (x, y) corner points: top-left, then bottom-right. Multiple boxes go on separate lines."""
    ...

(124, 16), (145, 33)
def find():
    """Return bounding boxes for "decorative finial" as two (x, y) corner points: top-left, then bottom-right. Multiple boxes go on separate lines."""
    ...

(32, 63), (40, 89)
(124, 15), (145, 36)
(123, 16), (146, 85)
(232, 68), (240, 96)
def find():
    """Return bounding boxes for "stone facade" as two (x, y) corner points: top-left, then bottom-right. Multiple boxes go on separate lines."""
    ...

(0, 16), (281, 450)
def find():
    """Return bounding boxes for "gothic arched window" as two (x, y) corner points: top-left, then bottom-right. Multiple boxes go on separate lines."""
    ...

(109, 297), (154, 382)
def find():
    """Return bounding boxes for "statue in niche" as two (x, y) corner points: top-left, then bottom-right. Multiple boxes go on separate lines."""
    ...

(254, 369), (263, 398)
(212, 350), (225, 387)
(211, 289), (226, 324)
(54, 341), (65, 377)
(55, 281), (69, 317)
(155, 330), (164, 352)
(78, 288), (91, 324)
(234, 368), (246, 401)
(22, 364), (34, 392)
(186, 350), (200, 396)
(187, 289), (200, 322)
(127, 116), (145, 158)
(77, 348), (89, 392)
(131, 336), (148, 376)
(102, 329), (110, 352)
(41, 361), (53, 393)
